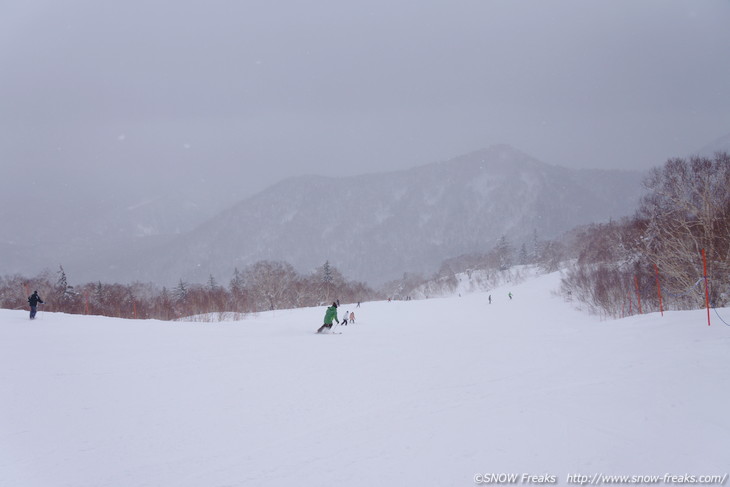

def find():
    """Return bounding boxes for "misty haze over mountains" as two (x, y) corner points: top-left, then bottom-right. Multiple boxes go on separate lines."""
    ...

(2, 2), (728, 290)
(1, 145), (651, 287)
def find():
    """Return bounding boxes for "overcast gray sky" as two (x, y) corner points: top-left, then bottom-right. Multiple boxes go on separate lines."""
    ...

(1, 0), (729, 205)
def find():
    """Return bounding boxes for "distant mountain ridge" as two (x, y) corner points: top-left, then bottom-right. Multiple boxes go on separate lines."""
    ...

(79, 145), (645, 286)
(697, 132), (730, 157)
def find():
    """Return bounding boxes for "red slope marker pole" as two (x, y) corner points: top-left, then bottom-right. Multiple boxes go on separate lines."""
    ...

(654, 264), (664, 317)
(702, 249), (711, 326)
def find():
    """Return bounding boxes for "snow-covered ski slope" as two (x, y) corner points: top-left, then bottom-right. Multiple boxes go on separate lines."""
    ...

(1, 271), (728, 487)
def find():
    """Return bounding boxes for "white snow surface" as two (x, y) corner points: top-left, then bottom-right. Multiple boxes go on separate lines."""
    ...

(1, 271), (728, 486)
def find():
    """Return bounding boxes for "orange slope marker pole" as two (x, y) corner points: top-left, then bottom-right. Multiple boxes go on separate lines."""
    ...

(654, 264), (664, 317)
(702, 249), (711, 326)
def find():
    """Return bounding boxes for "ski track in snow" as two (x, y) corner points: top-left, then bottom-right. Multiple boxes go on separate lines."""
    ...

(1, 271), (728, 486)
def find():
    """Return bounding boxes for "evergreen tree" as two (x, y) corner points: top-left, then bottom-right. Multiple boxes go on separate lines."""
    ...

(207, 274), (218, 292)
(92, 281), (106, 315)
(174, 279), (188, 303)
(230, 268), (244, 293)
(55, 265), (77, 309)
(229, 267), (247, 313)
(56, 265), (69, 296)
(531, 229), (541, 263)
(322, 260), (333, 301)
(495, 236), (514, 271)
(94, 281), (104, 303)
(518, 243), (529, 265)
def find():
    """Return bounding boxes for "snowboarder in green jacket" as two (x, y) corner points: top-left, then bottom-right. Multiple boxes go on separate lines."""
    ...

(317, 302), (340, 333)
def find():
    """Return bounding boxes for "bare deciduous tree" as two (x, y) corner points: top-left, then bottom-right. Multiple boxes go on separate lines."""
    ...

(640, 153), (730, 307)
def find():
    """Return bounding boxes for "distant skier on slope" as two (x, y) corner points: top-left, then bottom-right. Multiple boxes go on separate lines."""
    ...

(317, 302), (340, 333)
(28, 290), (44, 320)
(342, 310), (349, 326)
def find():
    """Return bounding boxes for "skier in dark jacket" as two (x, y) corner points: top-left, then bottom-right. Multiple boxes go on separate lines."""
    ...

(28, 290), (44, 320)
(317, 302), (339, 333)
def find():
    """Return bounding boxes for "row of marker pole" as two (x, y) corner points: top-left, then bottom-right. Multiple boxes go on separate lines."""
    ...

(626, 249), (711, 326)
(19, 250), (716, 327)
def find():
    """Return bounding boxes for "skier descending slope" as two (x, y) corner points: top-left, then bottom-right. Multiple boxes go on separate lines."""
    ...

(317, 302), (340, 333)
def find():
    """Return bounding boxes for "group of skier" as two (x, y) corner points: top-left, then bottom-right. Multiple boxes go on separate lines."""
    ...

(26, 290), (513, 329)
(317, 302), (356, 333)
(318, 291), (513, 332)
